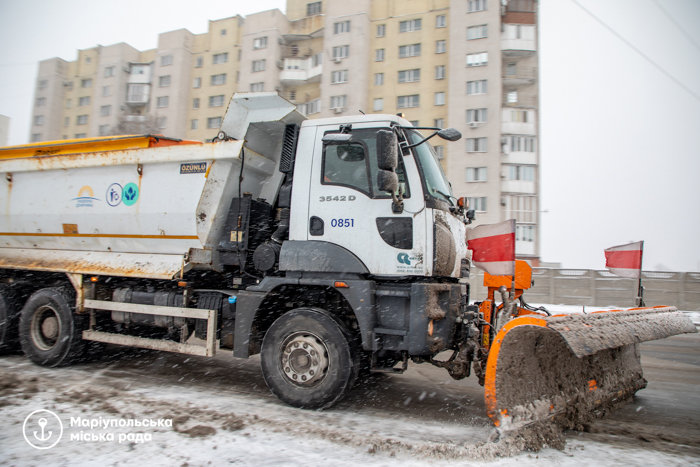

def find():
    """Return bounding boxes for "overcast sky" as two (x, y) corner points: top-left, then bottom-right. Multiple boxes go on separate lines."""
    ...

(0, 0), (698, 271)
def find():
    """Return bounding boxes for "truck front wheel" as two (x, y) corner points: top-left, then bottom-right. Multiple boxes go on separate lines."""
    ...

(19, 287), (86, 367)
(261, 308), (357, 409)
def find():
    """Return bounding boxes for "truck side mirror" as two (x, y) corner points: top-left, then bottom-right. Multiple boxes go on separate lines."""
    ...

(437, 128), (462, 141)
(377, 170), (403, 214)
(376, 129), (398, 170)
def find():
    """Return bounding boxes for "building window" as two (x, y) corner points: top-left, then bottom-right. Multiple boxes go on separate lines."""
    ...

(193, 77), (201, 88)
(434, 118), (444, 128)
(191, 119), (198, 130)
(64, 116), (69, 127)
(81, 78), (92, 88)
(467, 24), (488, 40)
(466, 137), (487, 152)
(505, 135), (536, 153)
(467, 108), (487, 123)
(466, 52), (488, 67)
(376, 24), (386, 37)
(156, 96), (169, 108)
(410, 120), (419, 127)
(435, 65), (446, 80)
(306, 1), (322, 16)
(102, 85), (112, 97)
(253, 36), (268, 49)
(312, 53), (322, 67)
(74, 133), (87, 138)
(195, 56), (203, 68)
(98, 124), (110, 136)
(31, 133), (42, 142)
(467, 79), (488, 95)
(334, 21), (350, 34)
(435, 40), (446, 54)
(65, 99), (71, 109)
(332, 45), (350, 60)
(159, 75), (171, 87)
(76, 115), (88, 125)
(506, 91), (518, 104)
(78, 96), (90, 106)
(397, 94), (419, 109)
(211, 73), (226, 86)
(330, 95), (347, 110)
(33, 115), (45, 126)
(398, 43), (421, 58)
(250, 82), (264, 92)
(467, 197), (487, 212)
(100, 105), (111, 116)
(289, 90), (297, 101)
(193, 98), (200, 109)
(331, 70), (348, 84)
(38, 79), (48, 90)
(35, 97), (46, 107)
(221, 29), (227, 36)
(104, 66), (115, 77)
(375, 49), (385, 62)
(466, 167), (487, 182)
(508, 0), (536, 12)
(300, 98), (320, 115)
(468, 0), (487, 13)
(207, 117), (222, 129)
(157, 117), (167, 129)
(516, 225), (535, 242)
(374, 73), (384, 85)
(252, 60), (266, 72)
(398, 69), (420, 83)
(434, 92), (446, 106)
(213, 52), (228, 64)
(511, 110), (530, 122)
(506, 196), (537, 223)
(209, 95), (225, 107)
(399, 19), (422, 33)
(436, 15), (446, 28)
(160, 55), (173, 66)
(373, 98), (384, 111)
(127, 84), (149, 103)
(507, 165), (535, 181)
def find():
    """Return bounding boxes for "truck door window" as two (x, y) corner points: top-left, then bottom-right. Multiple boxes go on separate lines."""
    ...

(322, 142), (371, 196)
(322, 128), (410, 199)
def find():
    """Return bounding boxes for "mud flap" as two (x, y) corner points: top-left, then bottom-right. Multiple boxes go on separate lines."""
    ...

(484, 306), (697, 430)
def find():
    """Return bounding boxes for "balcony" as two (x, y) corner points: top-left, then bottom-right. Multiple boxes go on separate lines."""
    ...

(502, 66), (537, 86)
(501, 25), (536, 56)
(279, 57), (322, 84)
(502, 108), (536, 135)
(502, 179), (536, 194)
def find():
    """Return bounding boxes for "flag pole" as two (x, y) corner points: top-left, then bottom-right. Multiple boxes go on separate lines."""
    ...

(636, 241), (645, 307)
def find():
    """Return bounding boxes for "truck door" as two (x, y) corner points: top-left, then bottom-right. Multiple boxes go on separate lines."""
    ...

(305, 123), (429, 276)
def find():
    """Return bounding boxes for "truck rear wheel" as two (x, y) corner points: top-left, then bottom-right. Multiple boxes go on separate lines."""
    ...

(19, 287), (86, 367)
(0, 285), (23, 354)
(261, 308), (357, 409)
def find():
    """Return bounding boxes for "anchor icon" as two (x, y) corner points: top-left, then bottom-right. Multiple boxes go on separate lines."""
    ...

(33, 417), (52, 442)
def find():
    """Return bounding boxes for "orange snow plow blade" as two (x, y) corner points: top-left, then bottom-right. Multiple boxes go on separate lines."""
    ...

(484, 306), (697, 430)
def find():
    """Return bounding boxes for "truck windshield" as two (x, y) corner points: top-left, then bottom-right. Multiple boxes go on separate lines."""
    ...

(406, 129), (454, 206)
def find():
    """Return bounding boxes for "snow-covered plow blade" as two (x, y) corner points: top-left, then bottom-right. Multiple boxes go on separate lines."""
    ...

(484, 306), (697, 430)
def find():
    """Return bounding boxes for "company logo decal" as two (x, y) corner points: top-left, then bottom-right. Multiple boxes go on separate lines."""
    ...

(73, 185), (99, 208)
(397, 252), (411, 265)
(122, 183), (139, 206)
(396, 252), (423, 272)
(180, 162), (207, 174)
(106, 183), (123, 207)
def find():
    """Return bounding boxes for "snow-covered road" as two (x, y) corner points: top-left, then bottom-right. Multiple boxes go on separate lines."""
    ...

(1, 314), (698, 466)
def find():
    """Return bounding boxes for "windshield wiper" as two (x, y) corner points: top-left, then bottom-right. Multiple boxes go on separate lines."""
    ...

(433, 188), (455, 206)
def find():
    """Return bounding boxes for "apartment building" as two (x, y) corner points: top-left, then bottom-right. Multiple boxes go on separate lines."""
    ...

(28, 0), (540, 262)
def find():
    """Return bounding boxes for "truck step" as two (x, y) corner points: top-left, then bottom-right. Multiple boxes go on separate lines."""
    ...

(82, 330), (218, 357)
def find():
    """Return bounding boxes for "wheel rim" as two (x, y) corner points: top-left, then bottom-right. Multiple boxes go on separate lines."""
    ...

(30, 305), (61, 351)
(280, 332), (329, 387)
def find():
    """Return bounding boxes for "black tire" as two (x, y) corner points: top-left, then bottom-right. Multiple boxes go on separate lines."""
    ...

(0, 285), (23, 354)
(261, 308), (358, 409)
(19, 287), (86, 367)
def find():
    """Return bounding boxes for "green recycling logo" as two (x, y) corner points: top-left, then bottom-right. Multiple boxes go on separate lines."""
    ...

(122, 183), (139, 206)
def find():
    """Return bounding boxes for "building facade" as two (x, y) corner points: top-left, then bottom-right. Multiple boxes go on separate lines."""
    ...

(28, 0), (540, 262)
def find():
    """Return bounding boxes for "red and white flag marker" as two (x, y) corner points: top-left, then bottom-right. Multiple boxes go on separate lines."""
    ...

(604, 241), (643, 279)
(604, 240), (645, 306)
(466, 219), (516, 276)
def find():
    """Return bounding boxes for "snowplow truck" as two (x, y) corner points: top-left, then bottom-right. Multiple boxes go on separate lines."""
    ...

(0, 93), (695, 429)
